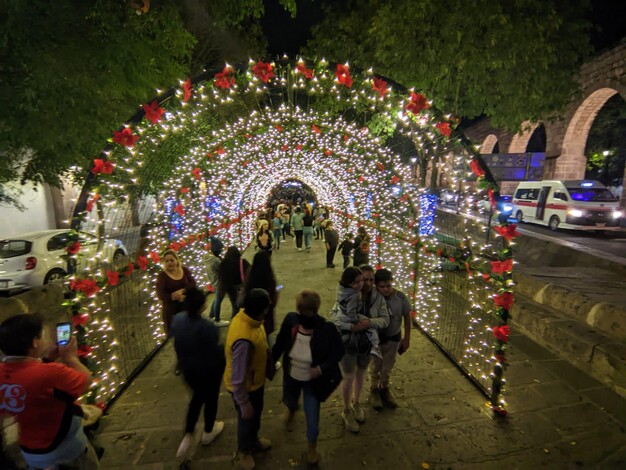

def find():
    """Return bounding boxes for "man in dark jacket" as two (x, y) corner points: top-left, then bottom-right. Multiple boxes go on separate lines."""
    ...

(272, 290), (344, 465)
(324, 221), (340, 268)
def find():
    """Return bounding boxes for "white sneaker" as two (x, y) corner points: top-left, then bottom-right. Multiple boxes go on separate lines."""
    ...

(370, 345), (383, 359)
(275, 361), (282, 371)
(201, 421), (224, 445)
(215, 320), (230, 327)
(298, 248), (302, 252)
(176, 433), (194, 457)
(341, 408), (359, 433)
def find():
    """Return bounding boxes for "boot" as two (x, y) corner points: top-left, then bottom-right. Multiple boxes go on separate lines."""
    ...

(306, 442), (320, 466)
(370, 387), (383, 411)
(380, 386), (398, 409)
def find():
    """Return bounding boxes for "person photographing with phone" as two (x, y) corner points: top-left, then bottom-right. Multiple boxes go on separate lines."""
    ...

(0, 314), (100, 469)
(369, 268), (412, 410)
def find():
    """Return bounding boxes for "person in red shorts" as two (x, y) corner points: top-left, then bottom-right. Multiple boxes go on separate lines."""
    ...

(0, 313), (99, 469)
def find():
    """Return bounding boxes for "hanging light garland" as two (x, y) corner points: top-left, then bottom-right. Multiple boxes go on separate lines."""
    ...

(62, 57), (515, 415)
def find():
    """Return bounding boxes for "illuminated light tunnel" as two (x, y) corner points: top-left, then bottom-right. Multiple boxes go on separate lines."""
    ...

(65, 58), (515, 415)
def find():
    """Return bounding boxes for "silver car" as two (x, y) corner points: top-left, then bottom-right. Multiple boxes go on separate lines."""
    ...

(0, 229), (127, 291)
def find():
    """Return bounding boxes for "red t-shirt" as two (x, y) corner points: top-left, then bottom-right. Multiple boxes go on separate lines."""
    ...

(0, 361), (89, 450)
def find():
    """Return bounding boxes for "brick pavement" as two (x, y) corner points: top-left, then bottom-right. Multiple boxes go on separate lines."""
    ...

(94, 236), (626, 469)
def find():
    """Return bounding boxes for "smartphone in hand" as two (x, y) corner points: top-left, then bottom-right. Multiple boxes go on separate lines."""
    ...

(56, 322), (72, 346)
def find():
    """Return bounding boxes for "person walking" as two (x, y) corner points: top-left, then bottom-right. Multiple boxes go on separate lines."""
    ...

(256, 224), (273, 258)
(219, 247), (251, 319)
(369, 268), (412, 410)
(0, 314), (100, 469)
(302, 209), (315, 253)
(172, 287), (226, 458)
(156, 249), (197, 335)
(330, 266), (389, 433)
(324, 221), (339, 268)
(272, 290), (344, 465)
(242, 251), (279, 337)
(282, 208), (292, 240)
(338, 232), (354, 269)
(353, 226), (371, 267)
(224, 289), (273, 470)
(272, 212), (282, 250)
(291, 206), (304, 251)
(204, 237), (229, 327)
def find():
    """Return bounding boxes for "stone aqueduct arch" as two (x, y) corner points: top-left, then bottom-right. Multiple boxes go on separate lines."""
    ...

(465, 41), (626, 198)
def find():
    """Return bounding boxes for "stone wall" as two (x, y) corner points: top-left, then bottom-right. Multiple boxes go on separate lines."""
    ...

(466, 40), (626, 184)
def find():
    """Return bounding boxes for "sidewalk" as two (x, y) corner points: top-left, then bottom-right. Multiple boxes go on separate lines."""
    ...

(94, 236), (626, 469)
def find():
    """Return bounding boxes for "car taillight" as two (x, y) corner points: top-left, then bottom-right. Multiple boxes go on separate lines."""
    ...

(25, 257), (37, 270)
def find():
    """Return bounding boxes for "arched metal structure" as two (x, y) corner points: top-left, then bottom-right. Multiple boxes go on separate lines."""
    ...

(65, 58), (515, 414)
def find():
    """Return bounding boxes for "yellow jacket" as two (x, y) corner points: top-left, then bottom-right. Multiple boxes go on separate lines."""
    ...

(224, 309), (268, 392)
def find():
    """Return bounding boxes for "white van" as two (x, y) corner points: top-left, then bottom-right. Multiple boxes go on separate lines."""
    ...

(512, 180), (623, 231)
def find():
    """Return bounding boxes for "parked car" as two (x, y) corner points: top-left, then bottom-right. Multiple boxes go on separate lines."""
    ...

(0, 229), (128, 291)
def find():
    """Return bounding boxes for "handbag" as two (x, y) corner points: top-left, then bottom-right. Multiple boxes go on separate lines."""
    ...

(343, 330), (371, 354)
(235, 258), (246, 308)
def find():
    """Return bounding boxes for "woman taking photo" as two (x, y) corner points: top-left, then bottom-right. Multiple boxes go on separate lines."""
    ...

(218, 246), (251, 319)
(272, 290), (344, 465)
(156, 249), (197, 335)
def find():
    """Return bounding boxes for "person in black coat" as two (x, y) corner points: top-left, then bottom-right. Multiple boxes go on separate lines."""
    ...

(271, 290), (345, 466)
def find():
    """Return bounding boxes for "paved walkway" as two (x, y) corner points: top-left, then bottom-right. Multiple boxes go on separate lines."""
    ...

(95, 236), (626, 469)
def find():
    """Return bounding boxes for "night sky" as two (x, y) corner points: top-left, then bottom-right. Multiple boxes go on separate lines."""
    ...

(262, 0), (626, 56)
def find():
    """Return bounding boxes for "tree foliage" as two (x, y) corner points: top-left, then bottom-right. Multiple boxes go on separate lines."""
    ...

(0, 0), (296, 205)
(305, 0), (592, 131)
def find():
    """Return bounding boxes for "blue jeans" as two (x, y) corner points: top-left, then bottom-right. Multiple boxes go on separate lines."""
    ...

(232, 386), (264, 453)
(273, 229), (281, 249)
(303, 227), (314, 250)
(210, 288), (224, 321)
(283, 374), (320, 443)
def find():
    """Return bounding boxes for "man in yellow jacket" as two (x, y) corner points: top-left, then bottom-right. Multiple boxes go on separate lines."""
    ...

(224, 288), (272, 470)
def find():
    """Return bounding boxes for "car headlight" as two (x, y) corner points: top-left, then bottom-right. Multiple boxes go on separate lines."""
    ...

(612, 211), (623, 219)
(501, 204), (513, 213)
(568, 209), (584, 217)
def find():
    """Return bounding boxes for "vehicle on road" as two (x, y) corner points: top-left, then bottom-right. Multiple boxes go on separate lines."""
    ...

(0, 229), (128, 292)
(512, 180), (623, 231)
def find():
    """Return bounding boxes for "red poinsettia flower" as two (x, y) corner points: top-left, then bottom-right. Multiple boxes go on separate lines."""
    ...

(343, 134), (350, 142)
(91, 159), (114, 175)
(124, 262), (134, 277)
(77, 344), (93, 357)
(375, 236), (382, 244)
(280, 144), (288, 151)
(482, 273), (491, 282)
(488, 189), (497, 209)
(252, 61), (275, 83)
(490, 258), (513, 274)
(66, 241), (81, 255)
(95, 401), (108, 411)
(143, 100), (165, 124)
(492, 324), (511, 342)
(169, 241), (181, 252)
(494, 224), (520, 241)
(376, 162), (385, 171)
(296, 63), (314, 79)
(72, 314), (88, 327)
(148, 251), (160, 263)
(335, 64), (353, 88)
(192, 167), (202, 180)
(112, 128), (139, 147)
(70, 278), (100, 297)
(137, 256), (149, 271)
(390, 175), (400, 184)
(312, 124), (322, 134)
(206, 283), (215, 293)
(295, 144), (303, 151)
(493, 292), (514, 310)
(324, 149), (332, 156)
(106, 270), (119, 286)
(358, 176), (365, 183)
(405, 92), (429, 115)
(216, 146), (226, 155)
(173, 204), (185, 216)
(410, 310), (417, 318)
(180, 187), (189, 194)
(436, 122), (452, 137)
(214, 67), (235, 89)
(372, 77), (389, 98)
(469, 159), (485, 177)
(495, 354), (507, 364)
(183, 78), (192, 102)
(86, 193), (101, 212)
(275, 125), (284, 132)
